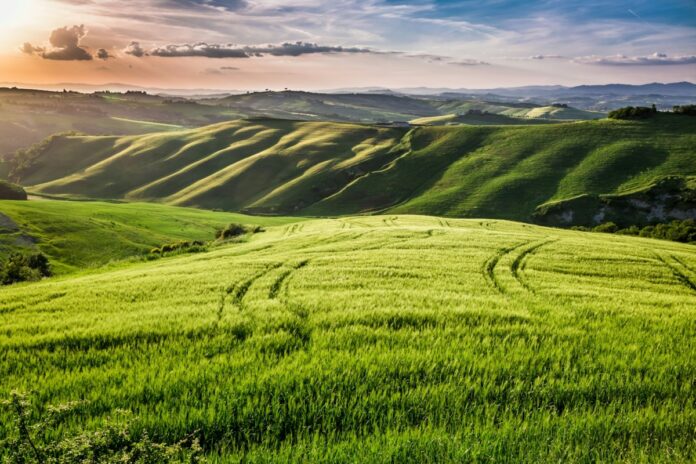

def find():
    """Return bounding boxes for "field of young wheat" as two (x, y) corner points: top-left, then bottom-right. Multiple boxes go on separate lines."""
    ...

(1, 215), (695, 462)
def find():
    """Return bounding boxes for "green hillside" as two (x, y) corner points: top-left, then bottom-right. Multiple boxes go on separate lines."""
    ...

(0, 88), (244, 160)
(12, 114), (696, 224)
(0, 89), (603, 166)
(0, 200), (301, 274)
(410, 112), (557, 126)
(1, 216), (695, 462)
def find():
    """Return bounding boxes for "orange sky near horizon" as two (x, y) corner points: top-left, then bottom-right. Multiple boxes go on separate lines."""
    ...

(1, 0), (694, 91)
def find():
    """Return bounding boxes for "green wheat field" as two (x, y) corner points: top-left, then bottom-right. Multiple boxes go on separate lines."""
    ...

(2, 213), (695, 462)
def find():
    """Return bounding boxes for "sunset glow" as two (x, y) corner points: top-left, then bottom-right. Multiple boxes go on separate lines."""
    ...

(1, 0), (695, 91)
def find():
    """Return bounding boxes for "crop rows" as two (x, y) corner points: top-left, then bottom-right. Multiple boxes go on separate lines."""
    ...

(1, 216), (695, 462)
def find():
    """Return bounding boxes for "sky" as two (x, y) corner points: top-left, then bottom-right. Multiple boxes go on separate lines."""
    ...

(1, 0), (695, 90)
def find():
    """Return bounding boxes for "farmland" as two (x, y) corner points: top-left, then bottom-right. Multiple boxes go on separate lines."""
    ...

(0, 200), (301, 274)
(1, 215), (695, 462)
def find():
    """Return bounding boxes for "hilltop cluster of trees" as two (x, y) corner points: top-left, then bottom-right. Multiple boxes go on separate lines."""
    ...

(608, 105), (657, 119)
(673, 105), (696, 116)
(574, 219), (696, 244)
(1, 252), (51, 285)
(609, 104), (696, 120)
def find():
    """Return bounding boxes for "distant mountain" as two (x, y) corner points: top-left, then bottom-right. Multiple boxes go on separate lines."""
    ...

(387, 82), (696, 98)
(0, 82), (242, 97)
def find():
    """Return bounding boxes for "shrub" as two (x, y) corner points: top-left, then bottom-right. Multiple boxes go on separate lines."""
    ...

(149, 241), (207, 257)
(0, 252), (52, 285)
(590, 219), (696, 244)
(215, 224), (264, 241)
(1, 391), (204, 464)
(216, 223), (247, 240)
(593, 222), (618, 233)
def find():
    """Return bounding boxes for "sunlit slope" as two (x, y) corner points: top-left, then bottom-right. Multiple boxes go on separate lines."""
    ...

(310, 115), (696, 218)
(1, 216), (695, 462)
(21, 115), (696, 219)
(0, 200), (301, 274)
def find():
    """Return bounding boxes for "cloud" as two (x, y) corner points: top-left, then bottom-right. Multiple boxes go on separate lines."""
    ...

(21, 43), (45, 55)
(124, 41), (146, 57)
(97, 48), (113, 60)
(151, 43), (247, 58)
(169, 0), (248, 11)
(22, 25), (93, 61)
(143, 41), (372, 58)
(574, 52), (696, 66)
(202, 65), (239, 74)
(449, 59), (490, 66)
(529, 54), (565, 60)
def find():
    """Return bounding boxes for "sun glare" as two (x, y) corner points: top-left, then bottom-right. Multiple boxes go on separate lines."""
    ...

(0, 0), (35, 28)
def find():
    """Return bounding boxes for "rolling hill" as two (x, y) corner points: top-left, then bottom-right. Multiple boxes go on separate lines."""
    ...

(11, 114), (696, 225)
(209, 91), (603, 123)
(1, 215), (695, 462)
(0, 88), (604, 169)
(0, 200), (300, 274)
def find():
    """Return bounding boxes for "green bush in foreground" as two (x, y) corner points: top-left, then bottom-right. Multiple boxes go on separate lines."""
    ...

(0, 252), (51, 285)
(1, 392), (203, 464)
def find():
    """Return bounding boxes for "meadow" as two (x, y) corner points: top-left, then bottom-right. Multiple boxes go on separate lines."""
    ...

(1, 215), (695, 462)
(0, 200), (300, 274)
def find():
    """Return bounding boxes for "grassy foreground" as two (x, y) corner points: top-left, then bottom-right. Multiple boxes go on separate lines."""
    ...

(1, 215), (695, 462)
(0, 200), (301, 274)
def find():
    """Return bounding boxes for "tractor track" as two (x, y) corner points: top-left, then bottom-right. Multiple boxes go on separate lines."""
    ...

(654, 253), (696, 293)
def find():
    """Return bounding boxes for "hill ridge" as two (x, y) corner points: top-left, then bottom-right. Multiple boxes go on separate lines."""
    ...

(12, 115), (696, 224)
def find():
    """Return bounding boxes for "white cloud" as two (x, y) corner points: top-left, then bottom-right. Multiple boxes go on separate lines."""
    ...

(574, 52), (696, 66)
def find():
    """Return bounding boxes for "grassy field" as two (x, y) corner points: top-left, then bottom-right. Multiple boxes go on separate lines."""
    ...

(14, 115), (695, 222)
(0, 215), (694, 462)
(0, 200), (301, 274)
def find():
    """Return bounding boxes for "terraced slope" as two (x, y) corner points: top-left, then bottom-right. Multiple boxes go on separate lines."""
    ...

(14, 115), (696, 222)
(1, 216), (695, 462)
(0, 200), (301, 274)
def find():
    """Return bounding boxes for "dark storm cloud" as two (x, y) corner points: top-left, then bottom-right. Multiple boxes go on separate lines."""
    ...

(146, 41), (372, 58)
(22, 25), (93, 61)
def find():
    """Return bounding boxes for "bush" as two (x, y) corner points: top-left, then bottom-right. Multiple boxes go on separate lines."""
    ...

(593, 222), (618, 233)
(149, 240), (206, 256)
(1, 391), (204, 464)
(590, 219), (696, 244)
(608, 106), (657, 120)
(0, 252), (51, 285)
(215, 224), (264, 241)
